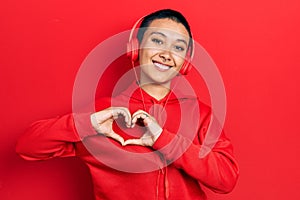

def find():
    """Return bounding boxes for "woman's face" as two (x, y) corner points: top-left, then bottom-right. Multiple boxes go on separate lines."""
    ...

(138, 18), (190, 85)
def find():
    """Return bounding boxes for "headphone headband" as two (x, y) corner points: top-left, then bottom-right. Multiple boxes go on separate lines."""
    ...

(128, 16), (145, 43)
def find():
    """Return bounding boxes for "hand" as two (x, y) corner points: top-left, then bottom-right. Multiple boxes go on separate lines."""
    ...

(90, 107), (131, 146)
(124, 110), (163, 147)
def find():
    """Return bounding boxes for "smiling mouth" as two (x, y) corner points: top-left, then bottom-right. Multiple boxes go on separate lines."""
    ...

(153, 61), (172, 71)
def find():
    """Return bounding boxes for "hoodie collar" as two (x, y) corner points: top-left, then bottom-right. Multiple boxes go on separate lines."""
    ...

(120, 81), (181, 104)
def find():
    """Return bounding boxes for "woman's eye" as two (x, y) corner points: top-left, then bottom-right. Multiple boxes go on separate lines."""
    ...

(151, 38), (163, 45)
(174, 45), (185, 52)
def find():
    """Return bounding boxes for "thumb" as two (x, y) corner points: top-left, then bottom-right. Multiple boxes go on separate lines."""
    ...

(107, 131), (125, 146)
(123, 139), (144, 146)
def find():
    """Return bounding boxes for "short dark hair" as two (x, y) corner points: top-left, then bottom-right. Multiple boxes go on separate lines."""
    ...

(137, 9), (193, 49)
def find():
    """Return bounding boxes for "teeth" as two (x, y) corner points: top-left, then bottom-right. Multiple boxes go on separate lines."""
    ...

(154, 62), (170, 70)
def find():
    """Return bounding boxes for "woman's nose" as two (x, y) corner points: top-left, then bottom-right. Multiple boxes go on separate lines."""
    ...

(158, 51), (172, 62)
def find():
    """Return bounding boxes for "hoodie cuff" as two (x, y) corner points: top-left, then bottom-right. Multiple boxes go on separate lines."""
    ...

(72, 112), (98, 140)
(152, 129), (176, 150)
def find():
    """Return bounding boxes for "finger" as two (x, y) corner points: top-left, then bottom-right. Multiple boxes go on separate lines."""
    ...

(123, 139), (144, 146)
(92, 110), (114, 124)
(131, 110), (148, 119)
(111, 107), (132, 127)
(142, 116), (152, 126)
(107, 132), (125, 146)
(132, 114), (151, 127)
(131, 110), (150, 127)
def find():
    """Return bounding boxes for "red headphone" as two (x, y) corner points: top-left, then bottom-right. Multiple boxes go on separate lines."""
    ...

(127, 16), (194, 75)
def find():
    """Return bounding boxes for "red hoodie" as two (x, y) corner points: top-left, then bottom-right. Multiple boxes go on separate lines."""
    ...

(16, 82), (239, 200)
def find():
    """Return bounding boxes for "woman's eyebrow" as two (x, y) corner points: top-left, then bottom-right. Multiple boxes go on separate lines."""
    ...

(150, 32), (166, 37)
(176, 39), (188, 47)
(150, 32), (188, 46)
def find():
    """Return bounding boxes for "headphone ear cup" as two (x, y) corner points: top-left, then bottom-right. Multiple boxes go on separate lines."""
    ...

(127, 38), (139, 62)
(179, 56), (192, 75)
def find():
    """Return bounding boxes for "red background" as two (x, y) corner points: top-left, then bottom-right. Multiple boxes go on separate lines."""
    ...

(1, 0), (300, 199)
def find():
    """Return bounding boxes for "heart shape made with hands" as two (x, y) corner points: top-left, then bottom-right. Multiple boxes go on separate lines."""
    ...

(90, 107), (163, 147)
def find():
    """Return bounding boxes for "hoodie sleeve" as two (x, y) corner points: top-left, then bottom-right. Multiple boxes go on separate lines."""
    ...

(16, 113), (97, 161)
(152, 104), (239, 194)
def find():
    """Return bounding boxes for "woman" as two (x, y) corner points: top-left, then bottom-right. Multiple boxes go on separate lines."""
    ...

(16, 9), (239, 200)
